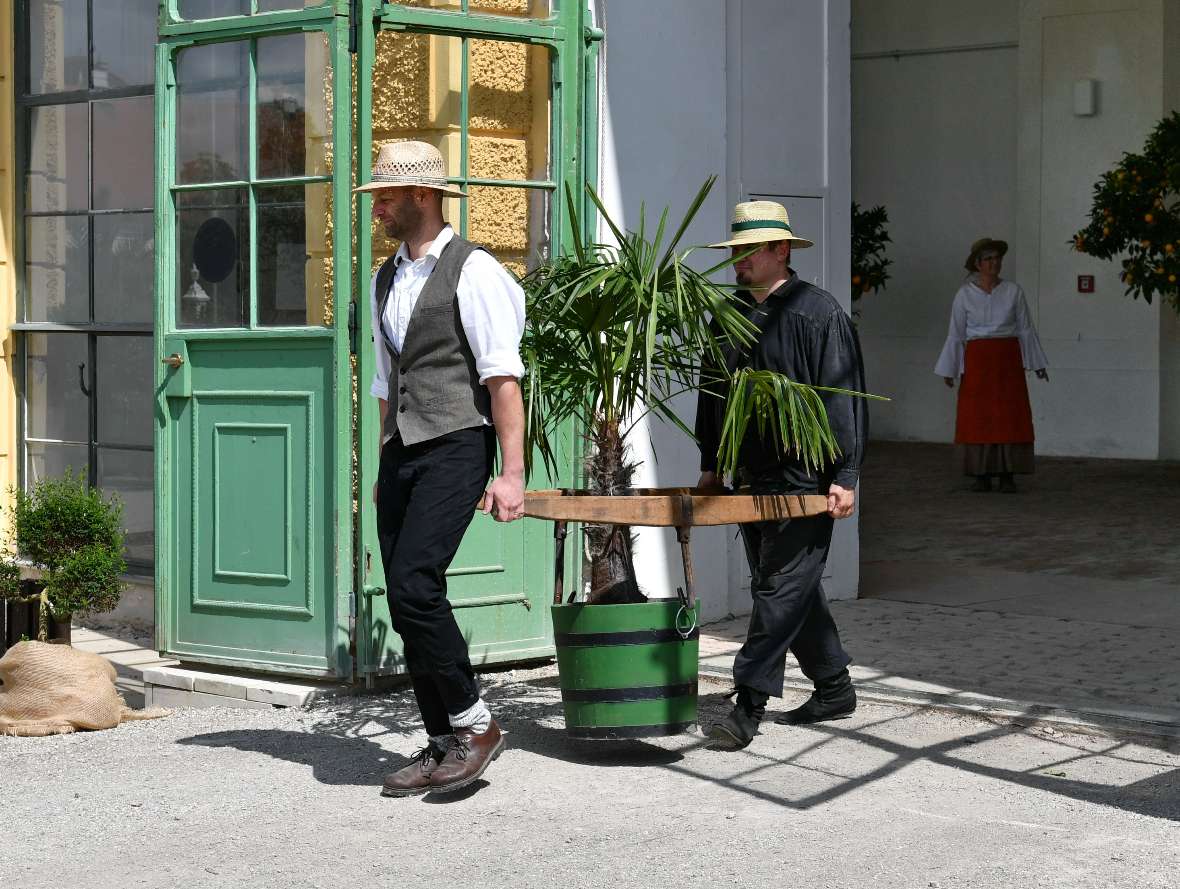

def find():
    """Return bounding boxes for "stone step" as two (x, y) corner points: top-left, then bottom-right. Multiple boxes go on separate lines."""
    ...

(142, 664), (349, 710)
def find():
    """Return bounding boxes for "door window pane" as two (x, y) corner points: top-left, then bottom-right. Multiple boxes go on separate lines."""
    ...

(28, 0), (88, 95)
(178, 0), (249, 18)
(468, 41), (551, 183)
(27, 441), (90, 486)
(26, 103), (89, 212)
(257, 32), (333, 179)
(177, 42), (248, 184)
(258, 1), (322, 10)
(97, 337), (153, 447)
(470, 0), (550, 14)
(25, 216), (89, 322)
(25, 333), (90, 443)
(94, 213), (154, 324)
(257, 183), (330, 327)
(91, 0), (155, 89)
(98, 448), (154, 566)
(177, 189), (249, 327)
(467, 186), (549, 276)
(93, 96), (154, 210)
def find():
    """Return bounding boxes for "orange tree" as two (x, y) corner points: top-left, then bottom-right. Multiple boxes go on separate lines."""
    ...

(1072, 111), (1180, 310)
(851, 203), (891, 304)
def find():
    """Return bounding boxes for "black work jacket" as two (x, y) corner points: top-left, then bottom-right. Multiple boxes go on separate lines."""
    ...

(694, 273), (869, 493)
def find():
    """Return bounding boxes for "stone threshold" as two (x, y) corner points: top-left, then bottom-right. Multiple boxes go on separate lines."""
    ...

(142, 664), (352, 711)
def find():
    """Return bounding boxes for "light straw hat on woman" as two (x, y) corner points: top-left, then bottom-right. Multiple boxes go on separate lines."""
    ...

(709, 200), (814, 249)
(352, 140), (468, 197)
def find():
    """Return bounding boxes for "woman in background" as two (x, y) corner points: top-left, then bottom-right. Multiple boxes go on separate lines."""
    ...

(935, 238), (1049, 493)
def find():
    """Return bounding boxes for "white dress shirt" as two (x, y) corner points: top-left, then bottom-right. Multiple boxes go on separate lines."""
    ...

(934, 278), (1049, 378)
(369, 225), (526, 402)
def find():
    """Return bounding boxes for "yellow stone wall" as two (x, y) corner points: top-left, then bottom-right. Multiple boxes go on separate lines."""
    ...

(0, 0), (17, 536)
(371, 0), (550, 276)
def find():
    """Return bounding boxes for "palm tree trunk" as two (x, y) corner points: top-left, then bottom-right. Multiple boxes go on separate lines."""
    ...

(584, 417), (646, 604)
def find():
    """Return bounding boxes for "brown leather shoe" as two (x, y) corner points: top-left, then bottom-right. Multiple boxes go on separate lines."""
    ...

(381, 740), (448, 797)
(428, 719), (505, 793)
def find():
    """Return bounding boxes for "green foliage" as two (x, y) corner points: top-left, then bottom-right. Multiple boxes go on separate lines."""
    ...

(521, 177), (872, 482)
(1072, 111), (1180, 310)
(3, 469), (126, 618)
(0, 559), (21, 601)
(851, 203), (892, 301)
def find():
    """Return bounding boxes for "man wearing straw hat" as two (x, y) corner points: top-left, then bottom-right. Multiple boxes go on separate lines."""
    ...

(355, 141), (526, 795)
(696, 200), (868, 751)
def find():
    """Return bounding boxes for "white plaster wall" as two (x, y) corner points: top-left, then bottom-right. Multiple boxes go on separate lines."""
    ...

(1017, 1), (1165, 458)
(598, 0), (857, 617)
(852, 0), (1020, 445)
(1158, 0), (1180, 459)
(854, 0), (1180, 460)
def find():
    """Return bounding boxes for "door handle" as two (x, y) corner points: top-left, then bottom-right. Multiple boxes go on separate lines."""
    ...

(162, 353), (185, 369)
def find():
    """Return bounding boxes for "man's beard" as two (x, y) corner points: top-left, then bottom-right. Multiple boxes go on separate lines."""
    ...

(384, 201), (423, 241)
(735, 270), (752, 287)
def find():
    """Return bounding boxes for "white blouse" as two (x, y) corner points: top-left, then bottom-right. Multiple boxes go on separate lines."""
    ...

(934, 278), (1049, 378)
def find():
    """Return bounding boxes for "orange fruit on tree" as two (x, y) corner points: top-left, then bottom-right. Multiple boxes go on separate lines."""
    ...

(851, 275), (861, 285)
(1145, 213), (1154, 223)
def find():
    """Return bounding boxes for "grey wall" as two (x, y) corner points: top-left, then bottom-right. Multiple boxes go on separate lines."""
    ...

(598, 0), (857, 617)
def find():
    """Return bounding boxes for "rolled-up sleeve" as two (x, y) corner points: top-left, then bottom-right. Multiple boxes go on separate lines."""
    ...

(368, 273), (391, 400)
(457, 250), (526, 382)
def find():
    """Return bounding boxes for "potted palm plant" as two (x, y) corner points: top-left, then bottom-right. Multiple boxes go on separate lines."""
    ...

(521, 178), (862, 738)
(0, 471), (126, 648)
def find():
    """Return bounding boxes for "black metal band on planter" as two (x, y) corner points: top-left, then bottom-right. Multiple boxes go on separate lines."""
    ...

(553, 627), (700, 647)
(560, 682), (698, 703)
(565, 722), (696, 740)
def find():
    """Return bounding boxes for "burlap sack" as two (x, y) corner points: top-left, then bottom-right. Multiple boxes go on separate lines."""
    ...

(0, 640), (170, 737)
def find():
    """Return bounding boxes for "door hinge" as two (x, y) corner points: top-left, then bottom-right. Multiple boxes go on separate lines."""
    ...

(348, 301), (359, 354)
(348, 0), (361, 54)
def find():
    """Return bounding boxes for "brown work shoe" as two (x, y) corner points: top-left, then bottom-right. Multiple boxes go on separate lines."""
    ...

(428, 719), (505, 793)
(381, 739), (448, 797)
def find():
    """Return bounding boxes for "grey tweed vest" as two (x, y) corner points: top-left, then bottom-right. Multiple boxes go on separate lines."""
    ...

(376, 236), (492, 446)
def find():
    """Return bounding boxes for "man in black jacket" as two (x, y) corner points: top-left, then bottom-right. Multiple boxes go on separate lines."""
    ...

(696, 200), (868, 750)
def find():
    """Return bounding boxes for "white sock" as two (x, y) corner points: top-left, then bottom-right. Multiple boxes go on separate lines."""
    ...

(449, 698), (492, 734)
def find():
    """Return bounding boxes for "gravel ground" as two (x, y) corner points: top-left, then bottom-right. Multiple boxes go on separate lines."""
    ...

(3, 667), (1178, 889)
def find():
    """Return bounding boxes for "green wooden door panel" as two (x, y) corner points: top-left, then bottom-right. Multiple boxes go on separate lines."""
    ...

(166, 339), (337, 673)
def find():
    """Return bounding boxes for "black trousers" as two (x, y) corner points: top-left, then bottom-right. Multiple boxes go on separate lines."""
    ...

(733, 514), (852, 698)
(376, 425), (495, 736)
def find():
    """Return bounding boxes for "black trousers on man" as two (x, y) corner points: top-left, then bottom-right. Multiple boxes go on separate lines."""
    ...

(734, 514), (852, 698)
(376, 425), (495, 736)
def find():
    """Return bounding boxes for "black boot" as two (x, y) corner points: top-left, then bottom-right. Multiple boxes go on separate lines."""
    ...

(775, 669), (856, 725)
(707, 686), (767, 750)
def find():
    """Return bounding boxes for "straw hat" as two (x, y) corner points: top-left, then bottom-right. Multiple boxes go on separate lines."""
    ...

(963, 237), (1008, 272)
(352, 141), (467, 197)
(709, 200), (814, 249)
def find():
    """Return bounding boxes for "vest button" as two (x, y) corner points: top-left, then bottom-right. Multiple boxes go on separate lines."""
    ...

(399, 386), (407, 394)
(399, 367), (406, 375)
(398, 405), (407, 413)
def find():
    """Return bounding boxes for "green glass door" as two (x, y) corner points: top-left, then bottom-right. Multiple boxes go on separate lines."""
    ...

(353, 1), (590, 679)
(155, 5), (354, 676)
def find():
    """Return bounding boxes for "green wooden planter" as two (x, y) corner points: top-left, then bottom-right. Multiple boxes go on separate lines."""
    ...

(551, 600), (699, 739)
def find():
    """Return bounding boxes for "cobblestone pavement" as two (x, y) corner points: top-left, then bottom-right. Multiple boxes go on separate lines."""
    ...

(700, 442), (1180, 732)
(2, 669), (1178, 889)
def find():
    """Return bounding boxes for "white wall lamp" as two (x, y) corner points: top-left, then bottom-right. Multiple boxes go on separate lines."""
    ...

(1073, 78), (1098, 117)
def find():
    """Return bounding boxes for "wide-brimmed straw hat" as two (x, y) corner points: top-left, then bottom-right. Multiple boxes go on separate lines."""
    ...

(709, 200), (814, 249)
(352, 141), (467, 197)
(964, 237), (1008, 272)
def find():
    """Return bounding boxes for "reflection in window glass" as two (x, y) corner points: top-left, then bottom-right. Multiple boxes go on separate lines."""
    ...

(25, 333), (90, 443)
(257, 0), (321, 10)
(178, 0), (248, 18)
(25, 216), (90, 322)
(93, 96), (155, 210)
(27, 0), (88, 95)
(469, 0), (550, 13)
(468, 41), (551, 183)
(26, 104), (89, 212)
(177, 42), (248, 184)
(97, 337), (153, 447)
(98, 448), (154, 566)
(177, 189), (249, 328)
(90, 0), (156, 89)
(94, 214), (154, 324)
(27, 441), (90, 487)
(257, 32), (333, 179)
(467, 186), (549, 277)
(257, 184), (331, 327)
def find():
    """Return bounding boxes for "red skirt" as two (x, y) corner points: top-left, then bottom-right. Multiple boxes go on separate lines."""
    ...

(955, 337), (1034, 445)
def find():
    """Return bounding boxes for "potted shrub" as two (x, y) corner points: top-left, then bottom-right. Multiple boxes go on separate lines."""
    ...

(521, 179), (864, 737)
(0, 471), (126, 646)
